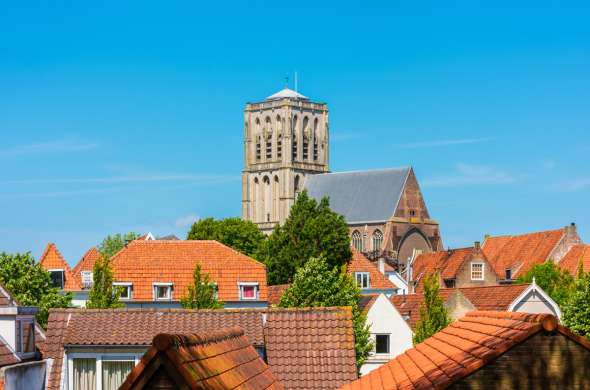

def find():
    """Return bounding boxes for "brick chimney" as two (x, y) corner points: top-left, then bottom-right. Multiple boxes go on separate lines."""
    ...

(474, 241), (481, 251)
(378, 257), (385, 274)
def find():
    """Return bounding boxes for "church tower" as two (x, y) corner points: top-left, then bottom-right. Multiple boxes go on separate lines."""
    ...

(242, 87), (329, 233)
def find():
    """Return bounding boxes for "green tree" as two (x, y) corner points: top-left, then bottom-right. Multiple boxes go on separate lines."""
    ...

(98, 232), (140, 258)
(562, 273), (590, 340)
(413, 273), (451, 345)
(187, 217), (265, 258)
(279, 256), (372, 371)
(180, 264), (223, 309)
(258, 191), (352, 285)
(86, 255), (123, 309)
(0, 252), (71, 328)
(516, 262), (575, 306)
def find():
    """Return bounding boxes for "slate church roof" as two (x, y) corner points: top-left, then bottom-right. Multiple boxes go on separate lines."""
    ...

(304, 167), (411, 224)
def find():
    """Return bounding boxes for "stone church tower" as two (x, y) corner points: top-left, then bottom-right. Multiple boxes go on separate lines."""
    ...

(242, 88), (329, 233)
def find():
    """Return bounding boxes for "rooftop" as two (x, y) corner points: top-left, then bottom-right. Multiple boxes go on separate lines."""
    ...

(266, 88), (308, 101)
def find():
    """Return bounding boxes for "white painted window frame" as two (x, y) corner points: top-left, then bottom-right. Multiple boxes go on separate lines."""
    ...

(67, 352), (143, 390)
(374, 333), (391, 355)
(113, 282), (133, 300)
(15, 318), (36, 359)
(152, 282), (173, 301)
(48, 268), (65, 289)
(81, 271), (93, 288)
(238, 282), (259, 300)
(471, 262), (484, 281)
(355, 272), (370, 289)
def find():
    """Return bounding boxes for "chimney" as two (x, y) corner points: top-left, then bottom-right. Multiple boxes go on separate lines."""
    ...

(474, 241), (481, 250)
(378, 257), (385, 274)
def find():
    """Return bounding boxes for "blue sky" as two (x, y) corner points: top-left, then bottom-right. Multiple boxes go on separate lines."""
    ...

(1, 1), (589, 265)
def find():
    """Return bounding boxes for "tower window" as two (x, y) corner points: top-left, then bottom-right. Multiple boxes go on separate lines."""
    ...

(277, 136), (282, 159)
(256, 136), (261, 161)
(303, 137), (309, 160)
(292, 140), (297, 161)
(266, 135), (272, 159)
(313, 141), (318, 161)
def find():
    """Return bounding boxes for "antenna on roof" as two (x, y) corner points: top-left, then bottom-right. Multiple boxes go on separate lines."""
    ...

(284, 75), (289, 88)
(294, 71), (298, 92)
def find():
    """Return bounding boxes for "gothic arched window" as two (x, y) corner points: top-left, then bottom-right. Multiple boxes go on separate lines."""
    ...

(313, 118), (319, 161)
(276, 115), (282, 159)
(294, 175), (300, 197)
(265, 117), (272, 159)
(372, 230), (383, 251)
(292, 116), (298, 161)
(302, 117), (309, 161)
(352, 230), (364, 252)
(253, 177), (260, 221)
(273, 175), (280, 221)
(263, 176), (271, 222)
(255, 118), (261, 161)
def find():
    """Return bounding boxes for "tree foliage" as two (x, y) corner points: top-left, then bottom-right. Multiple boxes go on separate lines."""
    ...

(413, 273), (451, 345)
(0, 252), (71, 328)
(98, 232), (140, 259)
(86, 255), (122, 309)
(180, 264), (223, 309)
(516, 261), (575, 306)
(187, 217), (265, 258)
(279, 256), (372, 371)
(258, 191), (352, 285)
(562, 272), (590, 340)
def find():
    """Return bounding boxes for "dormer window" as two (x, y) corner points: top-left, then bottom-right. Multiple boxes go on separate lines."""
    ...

(49, 269), (65, 289)
(153, 283), (172, 301)
(505, 269), (512, 280)
(15, 319), (35, 356)
(355, 272), (370, 289)
(81, 271), (93, 289)
(239, 282), (259, 300)
(114, 282), (133, 300)
(471, 263), (484, 281)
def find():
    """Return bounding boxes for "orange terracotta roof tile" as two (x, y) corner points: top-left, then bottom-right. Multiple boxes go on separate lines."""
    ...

(110, 240), (268, 302)
(71, 247), (100, 285)
(0, 335), (20, 367)
(340, 311), (580, 390)
(268, 284), (290, 306)
(348, 249), (397, 290)
(120, 327), (283, 390)
(38, 243), (81, 291)
(391, 284), (530, 330)
(482, 228), (565, 278)
(559, 244), (590, 275)
(358, 294), (379, 314)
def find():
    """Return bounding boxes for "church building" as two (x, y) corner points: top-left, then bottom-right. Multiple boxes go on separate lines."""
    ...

(242, 87), (442, 268)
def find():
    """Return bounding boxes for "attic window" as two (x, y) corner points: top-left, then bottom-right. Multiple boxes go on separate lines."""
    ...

(409, 210), (416, 217)
(239, 282), (259, 300)
(153, 283), (172, 301)
(355, 272), (370, 289)
(505, 269), (512, 280)
(114, 282), (133, 300)
(81, 271), (93, 288)
(49, 269), (65, 289)
(471, 263), (484, 281)
(444, 279), (456, 288)
(375, 334), (390, 354)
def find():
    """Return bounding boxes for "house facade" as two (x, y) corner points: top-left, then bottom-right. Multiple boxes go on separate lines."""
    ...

(358, 294), (413, 376)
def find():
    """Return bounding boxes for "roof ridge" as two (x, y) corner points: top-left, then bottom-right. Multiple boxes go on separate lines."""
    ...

(453, 283), (530, 291)
(152, 326), (244, 351)
(308, 166), (411, 177)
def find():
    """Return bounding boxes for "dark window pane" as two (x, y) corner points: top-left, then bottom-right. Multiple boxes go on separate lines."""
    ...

(376, 334), (390, 354)
(50, 271), (64, 289)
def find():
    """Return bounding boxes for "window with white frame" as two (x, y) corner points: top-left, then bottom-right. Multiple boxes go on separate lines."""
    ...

(49, 269), (65, 289)
(355, 272), (370, 289)
(114, 282), (133, 300)
(471, 263), (484, 281)
(239, 282), (259, 300)
(70, 353), (140, 390)
(375, 334), (390, 354)
(152, 283), (172, 301)
(81, 271), (93, 288)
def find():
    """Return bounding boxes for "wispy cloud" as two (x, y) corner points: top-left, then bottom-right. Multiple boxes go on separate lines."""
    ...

(175, 214), (200, 228)
(0, 140), (98, 158)
(557, 178), (590, 192)
(0, 174), (239, 186)
(423, 163), (516, 187)
(398, 138), (489, 149)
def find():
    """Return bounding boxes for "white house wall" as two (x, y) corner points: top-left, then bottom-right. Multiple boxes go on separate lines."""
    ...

(361, 294), (413, 376)
(0, 315), (16, 351)
(511, 289), (560, 318)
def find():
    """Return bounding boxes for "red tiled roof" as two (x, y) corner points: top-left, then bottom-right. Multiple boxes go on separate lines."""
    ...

(264, 307), (357, 389)
(482, 228), (565, 278)
(0, 335), (20, 367)
(358, 294), (379, 314)
(110, 240), (268, 302)
(340, 311), (590, 390)
(347, 249), (397, 290)
(559, 244), (590, 275)
(411, 247), (480, 291)
(38, 243), (81, 291)
(268, 284), (290, 306)
(45, 307), (357, 390)
(391, 284), (531, 330)
(120, 327), (283, 390)
(71, 247), (100, 284)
